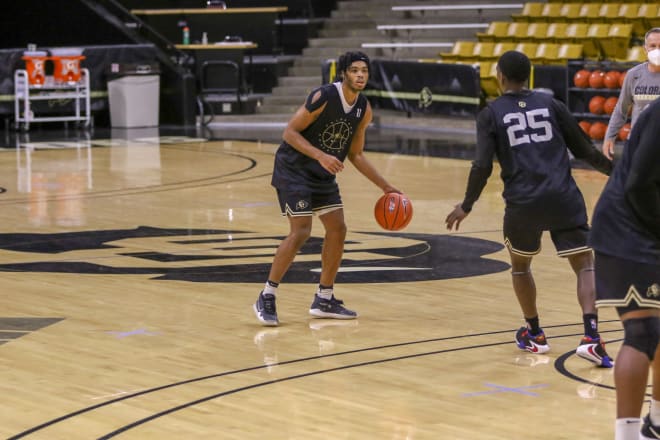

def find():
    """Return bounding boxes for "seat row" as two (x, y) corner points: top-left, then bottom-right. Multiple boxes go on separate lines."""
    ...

(477, 21), (633, 59)
(442, 42), (584, 65)
(441, 40), (647, 65)
(512, 2), (659, 37)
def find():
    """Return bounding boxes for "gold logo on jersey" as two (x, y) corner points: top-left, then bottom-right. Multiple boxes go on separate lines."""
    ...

(518, 101), (527, 108)
(647, 283), (660, 298)
(319, 119), (352, 153)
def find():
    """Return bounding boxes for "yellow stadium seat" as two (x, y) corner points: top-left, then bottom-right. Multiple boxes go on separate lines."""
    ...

(526, 22), (549, 42)
(546, 22), (568, 43)
(539, 3), (562, 22)
(491, 42), (518, 60)
(506, 22), (530, 42)
(557, 3), (581, 23)
(441, 41), (475, 63)
(512, 2), (544, 22)
(623, 45), (647, 63)
(619, 3), (644, 37)
(638, 4), (660, 35)
(556, 43), (584, 63)
(579, 4), (601, 22)
(564, 23), (589, 44)
(605, 23), (634, 60)
(533, 43), (560, 64)
(480, 62), (500, 98)
(584, 23), (609, 58)
(515, 42), (539, 59)
(598, 4), (622, 23)
(477, 21), (509, 42)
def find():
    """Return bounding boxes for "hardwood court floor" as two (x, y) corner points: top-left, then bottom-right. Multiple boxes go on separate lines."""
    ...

(0, 127), (622, 439)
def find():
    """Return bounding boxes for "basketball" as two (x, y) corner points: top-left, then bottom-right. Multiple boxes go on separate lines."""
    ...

(588, 95), (606, 114)
(589, 70), (605, 88)
(573, 69), (590, 88)
(618, 122), (631, 141)
(589, 122), (607, 140)
(618, 70), (627, 88)
(374, 193), (413, 231)
(604, 96), (618, 115)
(604, 71), (620, 89)
(578, 120), (591, 135)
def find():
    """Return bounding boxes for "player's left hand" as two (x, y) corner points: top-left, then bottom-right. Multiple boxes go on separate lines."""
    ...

(445, 204), (469, 231)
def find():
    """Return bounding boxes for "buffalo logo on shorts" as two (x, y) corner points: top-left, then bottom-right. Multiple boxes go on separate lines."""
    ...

(296, 200), (309, 211)
(647, 283), (660, 299)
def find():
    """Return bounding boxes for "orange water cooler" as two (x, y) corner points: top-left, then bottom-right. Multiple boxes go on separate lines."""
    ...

(50, 48), (85, 84)
(21, 50), (49, 86)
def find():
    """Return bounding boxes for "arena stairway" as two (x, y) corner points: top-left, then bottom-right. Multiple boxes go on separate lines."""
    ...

(213, 0), (521, 123)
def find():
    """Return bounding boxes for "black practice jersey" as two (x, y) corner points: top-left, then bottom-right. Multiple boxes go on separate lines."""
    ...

(461, 89), (611, 228)
(271, 83), (368, 193)
(590, 98), (660, 265)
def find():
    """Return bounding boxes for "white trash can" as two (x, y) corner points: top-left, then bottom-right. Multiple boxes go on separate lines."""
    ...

(107, 63), (160, 127)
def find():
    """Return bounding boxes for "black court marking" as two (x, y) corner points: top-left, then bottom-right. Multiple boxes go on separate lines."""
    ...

(8, 320), (621, 439)
(0, 317), (63, 345)
(0, 228), (509, 283)
(0, 148), (265, 206)
(555, 335), (623, 393)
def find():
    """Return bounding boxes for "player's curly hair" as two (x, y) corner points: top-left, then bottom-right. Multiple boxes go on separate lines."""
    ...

(334, 51), (370, 82)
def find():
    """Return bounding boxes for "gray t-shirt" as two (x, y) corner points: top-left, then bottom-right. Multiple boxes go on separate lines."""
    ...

(605, 62), (660, 140)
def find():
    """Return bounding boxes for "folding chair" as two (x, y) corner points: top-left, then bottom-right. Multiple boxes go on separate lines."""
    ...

(197, 60), (245, 121)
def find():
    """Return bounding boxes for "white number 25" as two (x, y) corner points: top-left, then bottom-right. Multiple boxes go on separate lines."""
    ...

(502, 108), (553, 147)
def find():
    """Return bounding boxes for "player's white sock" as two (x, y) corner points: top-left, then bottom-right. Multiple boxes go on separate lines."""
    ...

(263, 280), (278, 296)
(317, 286), (333, 300)
(614, 418), (640, 440)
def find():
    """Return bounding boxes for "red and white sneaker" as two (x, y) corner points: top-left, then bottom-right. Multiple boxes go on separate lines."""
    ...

(515, 327), (550, 354)
(576, 335), (613, 368)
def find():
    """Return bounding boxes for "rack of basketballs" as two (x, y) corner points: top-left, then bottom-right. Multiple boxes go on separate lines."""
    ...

(567, 60), (635, 143)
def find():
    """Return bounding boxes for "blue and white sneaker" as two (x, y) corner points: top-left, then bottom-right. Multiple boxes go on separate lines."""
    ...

(309, 295), (357, 319)
(253, 291), (278, 326)
(576, 335), (613, 368)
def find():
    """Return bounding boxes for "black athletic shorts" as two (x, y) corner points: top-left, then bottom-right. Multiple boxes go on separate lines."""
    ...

(504, 214), (590, 257)
(595, 251), (660, 315)
(276, 189), (343, 217)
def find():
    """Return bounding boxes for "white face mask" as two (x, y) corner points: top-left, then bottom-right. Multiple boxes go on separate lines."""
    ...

(648, 48), (660, 66)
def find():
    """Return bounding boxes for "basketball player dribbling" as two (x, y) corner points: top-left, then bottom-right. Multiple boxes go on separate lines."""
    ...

(445, 51), (614, 367)
(253, 51), (401, 326)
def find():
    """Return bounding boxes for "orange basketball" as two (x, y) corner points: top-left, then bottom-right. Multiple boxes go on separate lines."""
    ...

(589, 70), (605, 88)
(604, 71), (620, 89)
(618, 123), (631, 141)
(618, 70), (627, 88)
(588, 95), (606, 114)
(578, 120), (591, 135)
(604, 96), (618, 115)
(374, 193), (413, 231)
(589, 122), (607, 140)
(573, 69), (591, 88)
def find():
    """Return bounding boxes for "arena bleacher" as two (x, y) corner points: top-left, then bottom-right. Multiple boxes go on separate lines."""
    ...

(1, 0), (657, 129)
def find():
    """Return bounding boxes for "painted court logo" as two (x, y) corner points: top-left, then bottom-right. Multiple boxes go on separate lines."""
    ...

(0, 226), (510, 283)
